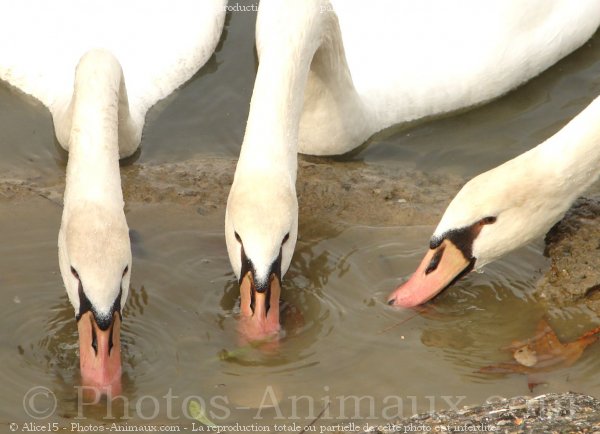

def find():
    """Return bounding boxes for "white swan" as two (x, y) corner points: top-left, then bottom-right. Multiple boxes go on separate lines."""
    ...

(388, 94), (600, 307)
(226, 0), (600, 338)
(0, 0), (225, 394)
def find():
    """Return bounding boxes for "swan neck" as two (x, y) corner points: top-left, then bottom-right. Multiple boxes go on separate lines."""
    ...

(538, 96), (600, 196)
(240, 0), (338, 173)
(63, 51), (129, 209)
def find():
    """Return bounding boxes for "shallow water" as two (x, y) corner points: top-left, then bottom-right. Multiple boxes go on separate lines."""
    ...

(2, 5), (600, 431)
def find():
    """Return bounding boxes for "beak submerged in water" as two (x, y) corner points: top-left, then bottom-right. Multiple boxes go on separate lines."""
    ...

(387, 238), (474, 307)
(238, 271), (281, 342)
(77, 310), (122, 396)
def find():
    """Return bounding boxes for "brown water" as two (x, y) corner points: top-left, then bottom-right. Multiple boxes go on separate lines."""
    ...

(2, 5), (600, 431)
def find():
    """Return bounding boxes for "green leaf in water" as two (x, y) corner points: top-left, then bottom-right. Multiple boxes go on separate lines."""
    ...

(188, 399), (217, 427)
(217, 335), (278, 361)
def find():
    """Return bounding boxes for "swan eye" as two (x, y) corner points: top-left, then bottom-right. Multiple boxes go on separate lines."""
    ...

(122, 265), (129, 277)
(235, 232), (242, 243)
(480, 216), (497, 225)
(71, 266), (80, 280)
(282, 233), (290, 244)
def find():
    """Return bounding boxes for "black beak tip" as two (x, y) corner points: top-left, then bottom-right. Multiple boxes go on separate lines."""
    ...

(387, 298), (395, 306)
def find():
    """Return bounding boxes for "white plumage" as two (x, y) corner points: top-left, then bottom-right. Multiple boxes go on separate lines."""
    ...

(0, 0), (225, 318)
(388, 94), (600, 307)
(227, 0), (600, 298)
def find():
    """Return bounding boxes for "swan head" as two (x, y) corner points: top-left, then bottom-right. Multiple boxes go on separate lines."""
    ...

(225, 172), (298, 342)
(388, 157), (560, 307)
(58, 203), (131, 395)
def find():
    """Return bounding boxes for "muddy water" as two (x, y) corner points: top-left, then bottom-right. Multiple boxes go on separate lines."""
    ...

(2, 6), (600, 431)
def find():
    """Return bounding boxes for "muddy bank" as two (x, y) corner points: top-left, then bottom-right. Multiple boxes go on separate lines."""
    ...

(3, 157), (600, 305)
(535, 196), (600, 314)
(349, 392), (600, 434)
(0, 156), (465, 227)
(3, 156), (599, 299)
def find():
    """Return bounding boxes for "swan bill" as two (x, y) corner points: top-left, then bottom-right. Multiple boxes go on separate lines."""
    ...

(77, 311), (122, 397)
(387, 239), (474, 308)
(238, 271), (281, 343)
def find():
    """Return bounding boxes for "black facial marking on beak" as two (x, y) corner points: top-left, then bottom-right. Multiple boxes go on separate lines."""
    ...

(94, 288), (122, 331)
(239, 245), (252, 286)
(250, 285), (256, 313)
(254, 276), (271, 294)
(254, 249), (283, 294)
(238, 243), (283, 315)
(108, 318), (115, 355)
(76, 281), (123, 332)
(95, 315), (112, 331)
(429, 216), (497, 262)
(77, 280), (93, 321)
(91, 319), (98, 355)
(425, 245), (445, 275)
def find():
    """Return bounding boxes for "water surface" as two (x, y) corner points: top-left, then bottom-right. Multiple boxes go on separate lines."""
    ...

(2, 5), (600, 430)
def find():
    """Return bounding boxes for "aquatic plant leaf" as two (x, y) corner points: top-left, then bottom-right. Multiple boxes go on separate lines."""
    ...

(479, 319), (600, 375)
(188, 399), (217, 427)
(217, 334), (279, 362)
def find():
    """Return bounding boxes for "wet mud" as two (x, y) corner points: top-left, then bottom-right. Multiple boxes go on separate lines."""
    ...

(536, 196), (600, 314)
(0, 156), (465, 227)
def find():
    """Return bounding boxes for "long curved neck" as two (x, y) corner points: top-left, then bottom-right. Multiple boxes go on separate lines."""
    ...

(238, 0), (350, 178)
(60, 50), (136, 210)
(536, 95), (600, 199)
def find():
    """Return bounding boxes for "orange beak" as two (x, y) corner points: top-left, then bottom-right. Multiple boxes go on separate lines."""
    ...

(237, 272), (281, 343)
(387, 239), (474, 307)
(77, 311), (122, 396)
